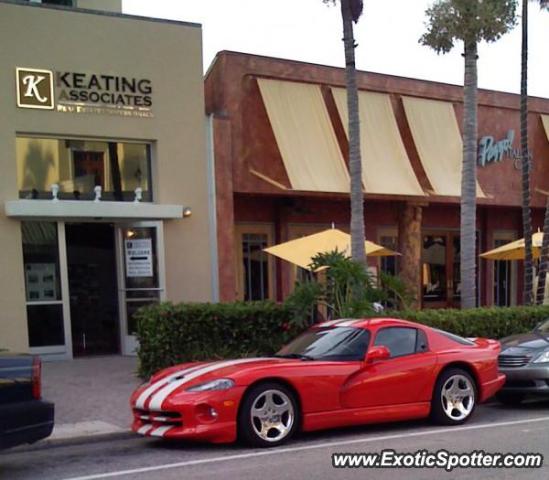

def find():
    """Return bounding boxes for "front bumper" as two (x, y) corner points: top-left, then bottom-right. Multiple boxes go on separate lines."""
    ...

(499, 365), (549, 396)
(0, 400), (55, 450)
(131, 386), (247, 444)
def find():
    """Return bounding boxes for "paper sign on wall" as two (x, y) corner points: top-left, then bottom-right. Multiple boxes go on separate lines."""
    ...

(125, 238), (153, 278)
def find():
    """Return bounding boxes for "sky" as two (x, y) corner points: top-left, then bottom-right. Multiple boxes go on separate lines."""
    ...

(123, 0), (549, 98)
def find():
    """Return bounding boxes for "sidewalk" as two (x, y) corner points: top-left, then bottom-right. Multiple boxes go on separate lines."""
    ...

(41, 355), (141, 446)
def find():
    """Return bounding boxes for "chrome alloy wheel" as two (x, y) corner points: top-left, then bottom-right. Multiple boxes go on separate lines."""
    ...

(441, 374), (475, 421)
(250, 389), (294, 442)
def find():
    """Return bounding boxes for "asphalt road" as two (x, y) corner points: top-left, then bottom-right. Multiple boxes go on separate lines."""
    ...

(2, 400), (549, 480)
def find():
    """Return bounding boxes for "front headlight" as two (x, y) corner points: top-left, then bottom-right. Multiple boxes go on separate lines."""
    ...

(533, 351), (549, 364)
(186, 378), (235, 392)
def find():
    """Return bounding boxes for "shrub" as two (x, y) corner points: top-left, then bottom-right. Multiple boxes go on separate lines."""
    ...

(135, 301), (300, 378)
(135, 300), (549, 378)
(387, 305), (549, 339)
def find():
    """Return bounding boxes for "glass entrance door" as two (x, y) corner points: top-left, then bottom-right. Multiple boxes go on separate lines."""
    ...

(116, 222), (165, 355)
(66, 223), (119, 356)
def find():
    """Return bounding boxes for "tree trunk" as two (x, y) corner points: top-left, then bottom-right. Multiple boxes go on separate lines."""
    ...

(340, 0), (365, 266)
(536, 197), (549, 304)
(398, 202), (423, 310)
(460, 40), (478, 309)
(521, 0), (534, 304)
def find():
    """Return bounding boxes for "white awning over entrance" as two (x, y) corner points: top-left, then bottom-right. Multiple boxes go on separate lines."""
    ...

(5, 200), (183, 220)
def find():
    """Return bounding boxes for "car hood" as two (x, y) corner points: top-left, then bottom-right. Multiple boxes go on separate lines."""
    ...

(133, 357), (310, 410)
(500, 332), (549, 353)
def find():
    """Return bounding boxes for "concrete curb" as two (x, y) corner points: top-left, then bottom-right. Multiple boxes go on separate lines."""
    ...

(9, 430), (136, 453)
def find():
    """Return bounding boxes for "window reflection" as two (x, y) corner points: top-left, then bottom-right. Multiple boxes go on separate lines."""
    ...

(16, 137), (151, 202)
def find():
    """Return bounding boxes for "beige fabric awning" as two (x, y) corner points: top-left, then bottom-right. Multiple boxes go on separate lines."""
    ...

(402, 96), (485, 198)
(257, 78), (350, 193)
(332, 88), (425, 196)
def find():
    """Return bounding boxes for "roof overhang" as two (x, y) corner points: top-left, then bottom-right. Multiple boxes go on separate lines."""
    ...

(4, 200), (183, 221)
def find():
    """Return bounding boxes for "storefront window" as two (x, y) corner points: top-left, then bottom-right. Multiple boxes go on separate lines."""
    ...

(379, 235), (398, 276)
(422, 232), (479, 308)
(16, 137), (152, 202)
(26, 0), (74, 6)
(422, 235), (447, 303)
(22, 222), (65, 347)
(494, 239), (513, 306)
(242, 233), (270, 301)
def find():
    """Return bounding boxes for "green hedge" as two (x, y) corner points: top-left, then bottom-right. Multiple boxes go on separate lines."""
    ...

(135, 302), (549, 378)
(135, 301), (298, 378)
(389, 306), (549, 339)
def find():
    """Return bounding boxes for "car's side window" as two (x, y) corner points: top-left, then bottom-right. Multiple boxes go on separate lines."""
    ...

(374, 327), (418, 358)
(416, 329), (429, 353)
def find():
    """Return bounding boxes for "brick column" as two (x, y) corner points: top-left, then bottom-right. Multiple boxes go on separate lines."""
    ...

(213, 116), (237, 301)
(398, 202), (424, 310)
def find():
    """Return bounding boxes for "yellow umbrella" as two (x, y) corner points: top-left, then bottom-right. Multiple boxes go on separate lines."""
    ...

(480, 231), (544, 260)
(264, 228), (399, 270)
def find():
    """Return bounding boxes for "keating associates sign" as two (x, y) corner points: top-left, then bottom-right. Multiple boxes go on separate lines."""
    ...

(16, 67), (153, 118)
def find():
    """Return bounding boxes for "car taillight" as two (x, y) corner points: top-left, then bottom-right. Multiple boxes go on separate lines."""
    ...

(32, 356), (41, 400)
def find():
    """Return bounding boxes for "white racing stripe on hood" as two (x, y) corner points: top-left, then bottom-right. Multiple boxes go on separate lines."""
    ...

(135, 364), (212, 410)
(147, 357), (268, 411)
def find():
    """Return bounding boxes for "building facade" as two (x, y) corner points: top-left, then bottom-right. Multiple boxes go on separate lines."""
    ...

(0, 0), (217, 358)
(205, 51), (549, 309)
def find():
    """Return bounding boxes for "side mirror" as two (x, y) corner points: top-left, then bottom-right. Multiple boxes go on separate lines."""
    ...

(366, 345), (391, 363)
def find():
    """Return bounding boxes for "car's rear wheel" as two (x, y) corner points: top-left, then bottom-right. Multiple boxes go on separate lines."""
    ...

(496, 392), (525, 406)
(431, 368), (476, 425)
(238, 382), (298, 447)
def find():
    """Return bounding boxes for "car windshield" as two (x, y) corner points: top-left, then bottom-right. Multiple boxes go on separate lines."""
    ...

(534, 319), (549, 335)
(275, 327), (370, 361)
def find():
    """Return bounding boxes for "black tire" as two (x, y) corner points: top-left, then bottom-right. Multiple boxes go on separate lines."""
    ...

(496, 392), (525, 406)
(238, 382), (299, 447)
(431, 368), (477, 426)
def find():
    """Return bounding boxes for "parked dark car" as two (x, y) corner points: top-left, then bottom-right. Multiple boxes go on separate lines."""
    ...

(0, 352), (54, 450)
(497, 319), (549, 405)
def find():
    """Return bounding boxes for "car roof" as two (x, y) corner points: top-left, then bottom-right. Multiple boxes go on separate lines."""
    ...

(317, 317), (421, 330)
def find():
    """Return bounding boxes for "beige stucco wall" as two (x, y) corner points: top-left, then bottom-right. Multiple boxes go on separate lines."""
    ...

(76, 0), (121, 12)
(0, 1), (213, 352)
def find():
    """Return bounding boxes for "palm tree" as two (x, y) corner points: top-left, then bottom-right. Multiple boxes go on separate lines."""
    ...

(324, 0), (366, 266)
(521, 0), (534, 304)
(527, 0), (549, 304)
(421, 0), (517, 309)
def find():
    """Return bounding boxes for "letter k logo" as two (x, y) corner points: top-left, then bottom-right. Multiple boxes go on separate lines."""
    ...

(22, 74), (48, 103)
(16, 68), (54, 109)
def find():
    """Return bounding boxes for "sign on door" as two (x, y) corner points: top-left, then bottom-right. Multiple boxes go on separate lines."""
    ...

(125, 238), (153, 278)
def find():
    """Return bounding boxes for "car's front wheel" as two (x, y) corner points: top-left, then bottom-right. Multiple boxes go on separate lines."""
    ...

(431, 368), (477, 425)
(238, 382), (298, 447)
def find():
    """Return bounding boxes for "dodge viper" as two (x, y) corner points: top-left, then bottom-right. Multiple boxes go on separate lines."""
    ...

(130, 318), (505, 447)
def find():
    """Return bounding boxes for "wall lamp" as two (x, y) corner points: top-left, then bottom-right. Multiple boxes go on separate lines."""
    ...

(183, 207), (192, 218)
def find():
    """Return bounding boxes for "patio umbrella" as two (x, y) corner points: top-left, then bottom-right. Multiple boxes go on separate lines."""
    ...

(480, 231), (544, 261)
(263, 228), (399, 270)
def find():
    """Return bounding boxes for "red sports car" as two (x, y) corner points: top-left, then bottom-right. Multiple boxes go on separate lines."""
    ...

(130, 318), (505, 447)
